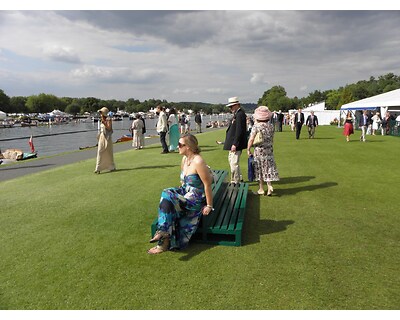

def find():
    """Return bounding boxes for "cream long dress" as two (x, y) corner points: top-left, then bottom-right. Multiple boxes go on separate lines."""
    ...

(95, 121), (116, 172)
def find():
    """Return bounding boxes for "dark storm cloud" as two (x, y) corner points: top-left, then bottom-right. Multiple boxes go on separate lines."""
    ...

(56, 10), (400, 64)
(57, 11), (221, 47)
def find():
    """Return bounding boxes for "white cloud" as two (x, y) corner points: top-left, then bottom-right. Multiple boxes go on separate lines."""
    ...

(250, 73), (269, 85)
(70, 65), (165, 83)
(43, 45), (81, 64)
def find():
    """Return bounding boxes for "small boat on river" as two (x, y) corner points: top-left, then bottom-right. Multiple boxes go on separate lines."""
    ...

(0, 148), (38, 161)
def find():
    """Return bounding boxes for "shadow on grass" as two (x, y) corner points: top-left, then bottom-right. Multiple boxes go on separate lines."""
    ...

(274, 181), (338, 196)
(107, 165), (179, 173)
(179, 179), (338, 258)
(178, 244), (215, 261)
(275, 176), (315, 184)
(241, 193), (295, 246)
(0, 163), (54, 171)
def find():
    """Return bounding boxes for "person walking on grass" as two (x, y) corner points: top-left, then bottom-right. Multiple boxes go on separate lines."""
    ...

(343, 111), (354, 142)
(306, 111), (318, 139)
(359, 109), (370, 142)
(223, 96), (247, 184)
(247, 106), (279, 196)
(294, 108), (305, 139)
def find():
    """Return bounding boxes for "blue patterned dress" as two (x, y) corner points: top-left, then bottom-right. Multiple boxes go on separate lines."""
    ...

(156, 172), (206, 250)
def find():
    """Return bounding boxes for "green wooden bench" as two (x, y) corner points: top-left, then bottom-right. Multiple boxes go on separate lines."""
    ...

(150, 169), (249, 247)
(195, 181), (249, 246)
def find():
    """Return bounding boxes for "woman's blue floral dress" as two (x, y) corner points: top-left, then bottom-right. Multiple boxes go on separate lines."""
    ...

(156, 172), (206, 250)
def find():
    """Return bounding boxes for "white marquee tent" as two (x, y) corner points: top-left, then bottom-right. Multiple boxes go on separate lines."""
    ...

(340, 88), (400, 121)
(290, 101), (341, 125)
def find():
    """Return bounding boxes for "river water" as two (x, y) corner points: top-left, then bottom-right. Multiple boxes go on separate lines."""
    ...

(0, 114), (230, 157)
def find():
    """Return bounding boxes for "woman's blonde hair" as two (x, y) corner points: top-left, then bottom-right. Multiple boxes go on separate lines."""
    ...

(182, 134), (201, 154)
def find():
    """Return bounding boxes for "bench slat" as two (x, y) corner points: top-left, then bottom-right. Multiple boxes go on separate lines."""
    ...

(227, 182), (246, 231)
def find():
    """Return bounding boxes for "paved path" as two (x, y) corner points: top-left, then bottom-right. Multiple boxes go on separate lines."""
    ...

(0, 137), (158, 182)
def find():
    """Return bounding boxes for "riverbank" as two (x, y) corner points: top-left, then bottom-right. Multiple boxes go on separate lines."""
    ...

(0, 127), (223, 182)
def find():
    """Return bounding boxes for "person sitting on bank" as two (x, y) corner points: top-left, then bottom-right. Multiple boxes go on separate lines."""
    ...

(147, 134), (214, 254)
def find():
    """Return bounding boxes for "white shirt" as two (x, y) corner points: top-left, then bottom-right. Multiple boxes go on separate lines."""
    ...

(156, 111), (168, 133)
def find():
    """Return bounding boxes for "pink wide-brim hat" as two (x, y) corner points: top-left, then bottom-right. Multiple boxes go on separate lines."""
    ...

(254, 106), (272, 121)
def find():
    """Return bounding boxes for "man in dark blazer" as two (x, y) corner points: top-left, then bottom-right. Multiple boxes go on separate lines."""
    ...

(294, 108), (305, 139)
(306, 111), (319, 138)
(223, 96), (247, 183)
(277, 110), (284, 132)
(358, 109), (371, 142)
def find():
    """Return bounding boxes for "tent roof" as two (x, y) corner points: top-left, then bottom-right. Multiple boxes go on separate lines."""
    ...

(303, 101), (325, 112)
(340, 88), (400, 110)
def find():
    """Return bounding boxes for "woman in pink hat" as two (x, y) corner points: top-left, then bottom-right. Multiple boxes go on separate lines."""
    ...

(247, 106), (279, 196)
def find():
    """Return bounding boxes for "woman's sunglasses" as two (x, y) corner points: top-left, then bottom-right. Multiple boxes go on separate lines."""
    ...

(178, 142), (186, 148)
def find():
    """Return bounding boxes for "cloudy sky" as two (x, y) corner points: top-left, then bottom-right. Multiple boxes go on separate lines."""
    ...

(1, 8), (400, 104)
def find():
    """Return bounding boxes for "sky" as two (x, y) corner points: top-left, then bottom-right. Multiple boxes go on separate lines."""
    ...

(1, 3), (400, 104)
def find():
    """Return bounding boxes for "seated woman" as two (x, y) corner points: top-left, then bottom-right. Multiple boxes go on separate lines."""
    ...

(148, 134), (214, 254)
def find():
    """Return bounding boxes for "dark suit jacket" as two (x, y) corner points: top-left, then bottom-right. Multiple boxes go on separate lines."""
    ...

(223, 108), (247, 151)
(359, 114), (371, 126)
(306, 115), (318, 127)
(294, 112), (305, 126)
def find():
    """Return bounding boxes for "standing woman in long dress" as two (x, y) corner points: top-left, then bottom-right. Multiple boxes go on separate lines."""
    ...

(247, 106), (279, 196)
(343, 111), (354, 142)
(168, 108), (180, 152)
(94, 107), (116, 174)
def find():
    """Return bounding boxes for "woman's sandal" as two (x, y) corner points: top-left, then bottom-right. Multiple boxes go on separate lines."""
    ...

(267, 186), (274, 197)
(149, 231), (169, 243)
(147, 237), (170, 255)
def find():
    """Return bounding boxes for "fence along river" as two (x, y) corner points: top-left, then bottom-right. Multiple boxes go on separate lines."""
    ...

(0, 114), (230, 157)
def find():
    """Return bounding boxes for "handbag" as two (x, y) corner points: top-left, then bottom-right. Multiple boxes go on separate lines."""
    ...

(247, 155), (255, 182)
(253, 130), (263, 146)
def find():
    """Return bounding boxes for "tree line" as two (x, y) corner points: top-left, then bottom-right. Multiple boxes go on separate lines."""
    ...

(258, 73), (400, 112)
(1, 73), (399, 115)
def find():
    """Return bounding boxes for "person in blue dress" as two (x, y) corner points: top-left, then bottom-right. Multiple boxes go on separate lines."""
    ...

(148, 134), (214, 254)
(168, 108), (180, 152)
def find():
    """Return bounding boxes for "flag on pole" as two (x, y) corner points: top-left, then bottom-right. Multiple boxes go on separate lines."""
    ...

(29, 135), (35, 153)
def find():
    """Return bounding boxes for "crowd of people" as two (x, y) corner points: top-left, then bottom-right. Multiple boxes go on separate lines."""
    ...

(92, 100), (398, 255)
(145, 96), (281, 254)
(341, 109), (397, 142)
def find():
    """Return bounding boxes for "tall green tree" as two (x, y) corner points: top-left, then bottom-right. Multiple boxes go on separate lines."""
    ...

(325, 89), (341, 110)
(258, 85), (290, 111)
(0, 89), (11, 113)
(25, 93), (63, 113)
(338, 87), (354, 108)
(9, 96), (28, 113)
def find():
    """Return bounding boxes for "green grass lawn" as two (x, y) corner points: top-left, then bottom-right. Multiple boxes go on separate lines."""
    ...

(0, 126), (399, 310)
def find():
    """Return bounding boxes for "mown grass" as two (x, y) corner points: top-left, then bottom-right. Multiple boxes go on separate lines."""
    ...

(0, 126), (399, 310)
